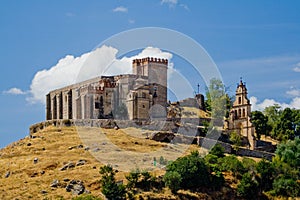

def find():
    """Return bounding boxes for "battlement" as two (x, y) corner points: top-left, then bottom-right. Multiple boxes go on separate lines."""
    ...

(132, 57), (168, 65)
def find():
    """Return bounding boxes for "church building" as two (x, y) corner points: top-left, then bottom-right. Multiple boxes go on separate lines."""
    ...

(225, 79), (256, 149)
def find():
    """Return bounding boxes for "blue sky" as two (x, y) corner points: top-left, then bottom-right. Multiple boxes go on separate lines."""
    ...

(1, 0), (300, 148)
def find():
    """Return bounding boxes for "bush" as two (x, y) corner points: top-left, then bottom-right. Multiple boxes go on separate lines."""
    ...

(237, 172), (259, 199)
(126, 169), (155, 192)
(210, 171), (225, 190)
(163, 171), (182, 193)
(99, 165), (126, 200)
(72, 195), (101, 200)
(256, 159), (275, 192)
(242, 157), (256, 172)
(209, 144), (225, 158)
(219, 155), (245, 178)
(165, 151), (211, 190)
(272, 176), (300, 197)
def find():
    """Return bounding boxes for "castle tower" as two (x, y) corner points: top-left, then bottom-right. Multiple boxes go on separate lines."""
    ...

(227, 79), (256, 149)
(132, 57), (168, 118)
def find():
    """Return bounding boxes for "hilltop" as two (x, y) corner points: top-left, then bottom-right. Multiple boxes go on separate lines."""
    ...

(0, 125), (209, 199)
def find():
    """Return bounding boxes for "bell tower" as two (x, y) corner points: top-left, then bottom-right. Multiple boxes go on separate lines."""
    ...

(226, 78), (256, 149)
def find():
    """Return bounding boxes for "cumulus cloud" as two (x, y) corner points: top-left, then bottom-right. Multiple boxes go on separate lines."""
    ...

(286, 89), (300, 97)
(293, 66), (300, 72)
(113, 6), (128, 13)
(25, 46), (173, 104)
(250, 96), (300, 111)
(3, 88), (26, 95)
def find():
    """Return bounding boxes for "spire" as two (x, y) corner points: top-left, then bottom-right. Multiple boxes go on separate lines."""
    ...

(239, 77), (243, 86)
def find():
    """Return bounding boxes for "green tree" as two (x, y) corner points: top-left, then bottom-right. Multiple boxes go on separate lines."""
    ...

(272, 175), (300, 197)
(230, 131), (242, 150)
(126, 169), (154, 192)
(99, 165), (126, 200)
(273, 108), (295, 140)
(263, 104), (281, 138)
(242, 157), (256, 172)
(165, 151), (211, 190)
(205, 78), (228, 124)
(237, 172), (259, 199)
(163, 171), (182, 193)
(219, 155), (245, 178)
(275, 137), (300, 169)
(251, 111), (271, 139)
(209, 143), (225, 158)
(256, 159), (275, 192)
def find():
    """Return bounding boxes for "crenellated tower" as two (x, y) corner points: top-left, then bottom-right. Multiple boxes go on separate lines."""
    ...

(132, 57), (168, 118)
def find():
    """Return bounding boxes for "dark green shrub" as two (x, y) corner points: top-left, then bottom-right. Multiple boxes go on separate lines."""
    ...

(163, 171), (182, 193)
(237, 172), (259, 199)
(209, 144), (225, 158)
(219, 155), (245, 178)
(99, 165), (126, 200)
(272, 176), (300, 197)
(165, 151), (210, 190)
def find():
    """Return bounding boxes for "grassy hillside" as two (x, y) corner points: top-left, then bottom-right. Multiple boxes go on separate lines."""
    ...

(0, 126), (202, 199)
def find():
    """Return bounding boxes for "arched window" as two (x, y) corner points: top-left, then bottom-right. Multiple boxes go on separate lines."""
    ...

(238, 109), (241, 117)
(243, 109), (246, 117)
(238, 97), (241, 104)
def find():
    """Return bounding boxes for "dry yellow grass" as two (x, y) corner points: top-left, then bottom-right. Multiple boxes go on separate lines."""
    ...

(0, 126), (204, 199)
(0, 126), (104, 199)
(181, 107), (210, 119)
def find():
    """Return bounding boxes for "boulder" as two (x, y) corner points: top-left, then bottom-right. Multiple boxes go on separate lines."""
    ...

(60, 162), (75, 171)
(50, 179), (60, 188)
(65, 180), (85, 195)
(76, 159), (87, 166)
(4, 171), (10, 178)
(150, 131), (175, 143)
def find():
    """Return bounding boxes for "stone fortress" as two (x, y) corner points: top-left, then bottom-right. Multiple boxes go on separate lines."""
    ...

(45, 57), (260, 150)
(46, 57), (168, 121)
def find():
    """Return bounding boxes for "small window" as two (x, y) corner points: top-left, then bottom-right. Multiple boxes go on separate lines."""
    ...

(95, 102), (100, 109)
(243, 109), (246, 117)
(238, 109), (241, 117)
(142, 105), (145, 108)
(238, 97), (241, 104)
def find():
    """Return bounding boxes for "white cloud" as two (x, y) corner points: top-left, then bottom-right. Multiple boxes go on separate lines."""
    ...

(161, 0), (178, 5)
(286, 89), (300, 97)
(113, 6), (128, 13)
(65, 12), (75, 17)
(293, 66), (300, 72)
(3, 87), (26, 95)
(180, 4), (189, 11)
(250, 96), (300, 111)
(26, 46), (173, 104)
(128, 19), (135, 24)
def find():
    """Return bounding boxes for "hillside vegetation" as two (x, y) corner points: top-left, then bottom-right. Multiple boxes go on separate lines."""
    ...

(0, 126), (200, 199)
(1, 126), (299, 199)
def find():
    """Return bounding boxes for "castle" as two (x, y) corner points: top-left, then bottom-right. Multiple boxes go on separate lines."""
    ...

(46, 57), (168, 121)
(45, 57), (257, 149)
